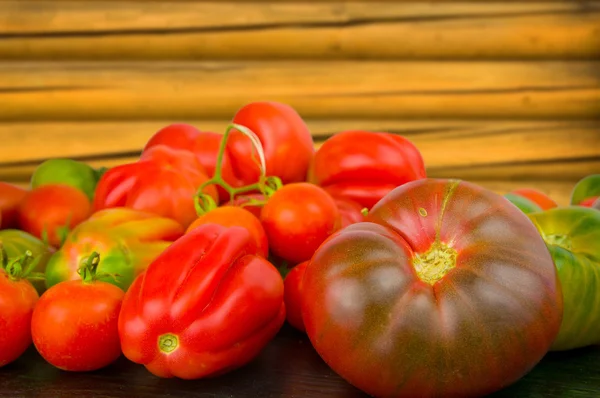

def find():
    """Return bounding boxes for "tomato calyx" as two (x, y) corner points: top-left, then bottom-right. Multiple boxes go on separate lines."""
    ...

(77, 252), (119, 284)
(158, 333), (179, 354)
(0, 242), (46, 283)
(413, 240), (457, 285)
(194, 123), (282, 216)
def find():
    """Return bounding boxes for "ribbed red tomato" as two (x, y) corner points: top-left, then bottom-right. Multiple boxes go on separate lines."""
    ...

(301, 178), (563, 398)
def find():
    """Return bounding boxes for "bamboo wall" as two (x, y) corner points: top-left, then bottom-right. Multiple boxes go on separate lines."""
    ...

(1, 0), (599, 204)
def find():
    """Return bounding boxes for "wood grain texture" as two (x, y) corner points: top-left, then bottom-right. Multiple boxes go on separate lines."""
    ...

(1, 1), (598, 60)
(1, 61), (599, 121)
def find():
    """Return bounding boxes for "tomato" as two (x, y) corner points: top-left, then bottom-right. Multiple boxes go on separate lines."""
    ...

(31, 253), (125, 371)
(0, 256), (39, 367)
(510, 188), (557, 210)
(93, 145), (218, 228)
(30, 158), (101, 201)
(308, 130), (427, 209)
(226, 193), (266, 219)
(261, 183), (341, 265)
(504, 193), (543, 214)
(301, 178), (563, 398)
(332, 196), (366, 228)
(229, 101), (315, 186)
(118, 223), (285, 379)
(570, 174), (600, 206)
(283, 261), (308, 332)
(529, 207), (600, 351)
(0, 229), (55, 295)
(18, 184), (92, 248)
(143, 123), (242, 202)
(186, 206), (268, 258)
(0, 182), (28, 229)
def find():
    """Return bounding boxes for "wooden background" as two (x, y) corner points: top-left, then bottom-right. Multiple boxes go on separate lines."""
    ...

(1, 0), (599, 204)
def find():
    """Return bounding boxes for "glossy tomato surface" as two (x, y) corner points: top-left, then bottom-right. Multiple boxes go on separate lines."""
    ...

(31, 278), (125, 371)
(302, 178), (563, 398)
(0, 182), (28, 229)
(529, 207), (600, 351)
(0, 269), (39, 367)
(283, 261), (308, 332)
(511, 188), (557, 210)
(261, 183), (341, 265)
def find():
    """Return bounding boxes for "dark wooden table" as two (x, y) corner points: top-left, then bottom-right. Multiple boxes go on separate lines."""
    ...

(1, 324), (599, 398)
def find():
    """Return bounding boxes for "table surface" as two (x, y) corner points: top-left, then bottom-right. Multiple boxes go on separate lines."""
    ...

(1, 324), (599, 398)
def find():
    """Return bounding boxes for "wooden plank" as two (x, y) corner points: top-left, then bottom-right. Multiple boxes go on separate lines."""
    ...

(0, 61), (599, 121)
(0, 120), (598, 166)
(1, 1), (598, 60)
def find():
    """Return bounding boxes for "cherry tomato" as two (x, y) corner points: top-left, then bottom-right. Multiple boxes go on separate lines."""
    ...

(511, 188), (557, 210)
(0, 260), (39, 367)
(284, 261), (308, 332)
(18, 184), (92, 248)
(261, 183), (341, 264)
(31, 253), (125, 371)
(186, 206), (269, 258)
(0, 182), (28, 229)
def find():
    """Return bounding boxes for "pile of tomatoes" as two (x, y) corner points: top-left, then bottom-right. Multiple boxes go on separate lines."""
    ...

(1, 100), (599, 398)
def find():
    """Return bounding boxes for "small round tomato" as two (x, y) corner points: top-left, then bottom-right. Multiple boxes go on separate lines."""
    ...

(31, 253), (124, 371)
(261, 183), (341, 265)
(0, 260), (39, 367)
(0, 182), (28, 229)
(186, 206), (269, 258)
(284, 261), (308, 332)
(18, 184), (92, 248)
(511, 188), (557, 210)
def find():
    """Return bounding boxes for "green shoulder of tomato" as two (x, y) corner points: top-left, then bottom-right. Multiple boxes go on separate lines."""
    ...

(30, 158), (109, 201)
(528, 206), (600, 351)
(570, 174), (600, 206)
(44, 208), (184, 292)
(503, 193), (543, 214)
(0, 229), (55, 295)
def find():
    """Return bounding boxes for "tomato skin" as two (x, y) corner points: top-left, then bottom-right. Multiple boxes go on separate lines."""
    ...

(511, 188), (557, 210)
(261, 183), (341, 265)
(504, 193), (543, 214)
(143, 124), (241, 202)
(93, 145), (218, 228)
(0, 182), (28, 229)
(187, 206), (268, 258)
(18, 184), (92, 248)
(529, 207), (600, 351)
(229, 101), (315, 185)
(118, 223), (285, 379)
(570, 174), (600, 206)
(0, 269), (39, 368)
(283, 261), (308, 332)
(331, 196), (365, 228)
(579, 196), (599, 207)
(226, 193), (265, 219)
(31, 158), (100, 201)
(31, 279), (125, 371)
(308, 130), (427, 209)
(301, 178), (562, 398)
(0, 229), (55, 295)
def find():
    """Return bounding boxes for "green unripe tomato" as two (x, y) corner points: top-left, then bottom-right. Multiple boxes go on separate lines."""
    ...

(31, 159), (98, 201)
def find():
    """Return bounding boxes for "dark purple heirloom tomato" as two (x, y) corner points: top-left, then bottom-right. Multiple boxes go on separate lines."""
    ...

(301, 178), (563, 398)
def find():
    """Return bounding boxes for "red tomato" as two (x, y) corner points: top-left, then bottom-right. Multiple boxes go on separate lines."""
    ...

(284, 261), (308, 332)
(0, 267), (39, 367)
(31, 256), (125, 372)
(511, 188), (558, 210)
(332, 196), (366, 228)
(18, 184), (92, 248)
(301, 179), (563, 398)
(0, 182), (28, 229)
(186, 206), (269, 258)
(580, 196), (599, 207)
(261, 183), (341, 264)
(93, 145), (218, 228)
(226, 193), (266, 219)
(143, 123), (242, 202)
(229, 101), (315, 185)
(308, 130), (427, 209)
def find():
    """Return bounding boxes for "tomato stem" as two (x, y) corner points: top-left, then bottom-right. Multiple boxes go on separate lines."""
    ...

(0, 243), (46, 282)
(77, 252), (120, 284)
(193, 123), (282, 215)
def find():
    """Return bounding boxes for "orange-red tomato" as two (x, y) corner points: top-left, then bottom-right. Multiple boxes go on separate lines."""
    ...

(511, 188), (557, 210)
(0, 182), (28, 229)
(31, 276), (125, 371)
(0, 268), (39, 367)
(283, 261), (308, 332)
(18, 184), (92, 248)
(261, 183), (341, 265)
(186, 206), (269, 258)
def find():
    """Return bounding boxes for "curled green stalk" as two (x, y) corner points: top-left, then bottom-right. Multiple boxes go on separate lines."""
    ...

(0, 243), (46, 282)
(193, 122), (282, 215)
(77, 252), (120, 284)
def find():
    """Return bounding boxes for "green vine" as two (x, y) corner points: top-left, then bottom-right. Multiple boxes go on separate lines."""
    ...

(76, 252), (120, 284)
